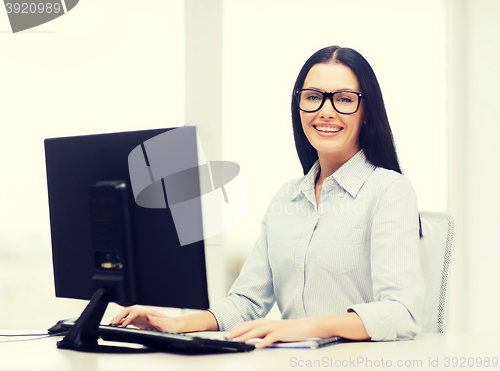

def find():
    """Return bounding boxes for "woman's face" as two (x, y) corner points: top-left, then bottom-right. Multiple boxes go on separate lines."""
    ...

(300, 62), (365, 161)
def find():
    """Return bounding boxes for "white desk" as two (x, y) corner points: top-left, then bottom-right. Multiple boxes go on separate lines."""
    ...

(1, 332), (499, 371)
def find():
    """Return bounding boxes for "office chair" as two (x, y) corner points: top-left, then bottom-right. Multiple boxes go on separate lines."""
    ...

(418, 211), (455, 333)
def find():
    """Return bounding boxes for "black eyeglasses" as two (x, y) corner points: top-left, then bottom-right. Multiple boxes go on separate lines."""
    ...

(294, 89), (363, 114)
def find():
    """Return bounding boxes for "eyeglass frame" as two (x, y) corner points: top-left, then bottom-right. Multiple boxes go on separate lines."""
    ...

(294, 88), (364, 114)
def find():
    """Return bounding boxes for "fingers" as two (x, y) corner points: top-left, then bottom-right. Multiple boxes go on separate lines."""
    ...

(109, 306), (134, 326)
(225, 318), (313, 349)
(121, 311), (141, 327)
(225, 318), (266, 339)
(237, 326), (272, 343)
(254, 334), (277, 349)
(109, 306), (164, 328)
(110, 317), (126, 326)
(226, 319), (278, 345)
(146, 314), (179, 333)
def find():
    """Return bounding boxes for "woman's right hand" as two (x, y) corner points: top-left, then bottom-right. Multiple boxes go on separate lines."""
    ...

(109, 306), (181, 333)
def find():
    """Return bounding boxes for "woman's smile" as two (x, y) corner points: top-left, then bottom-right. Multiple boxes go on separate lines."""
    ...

(313, 124), (344, 136)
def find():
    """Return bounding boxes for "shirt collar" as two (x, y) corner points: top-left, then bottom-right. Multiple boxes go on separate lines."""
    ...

(292, 150), (376, 200)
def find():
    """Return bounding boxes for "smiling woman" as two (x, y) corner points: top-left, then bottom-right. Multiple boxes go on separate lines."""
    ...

(292, 46), (402, 179)
(297, 62), (366, 174)
(112, 46), (425, 349)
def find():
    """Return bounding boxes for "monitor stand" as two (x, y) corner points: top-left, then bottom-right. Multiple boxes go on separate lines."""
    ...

(56, 287), (109, 352)
(56, 287), (153, 353)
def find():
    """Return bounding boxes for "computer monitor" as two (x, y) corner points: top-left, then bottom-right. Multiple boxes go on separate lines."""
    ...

(44, 127), (209, 351)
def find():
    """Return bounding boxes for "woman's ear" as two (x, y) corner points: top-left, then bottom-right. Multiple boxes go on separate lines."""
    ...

(362, 111), (368, 124)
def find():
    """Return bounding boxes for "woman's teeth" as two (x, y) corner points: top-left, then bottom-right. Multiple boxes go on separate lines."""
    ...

(315, 126), (342, 133)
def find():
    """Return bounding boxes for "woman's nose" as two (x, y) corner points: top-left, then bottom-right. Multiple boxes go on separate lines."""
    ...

(319, 98), (337, 119)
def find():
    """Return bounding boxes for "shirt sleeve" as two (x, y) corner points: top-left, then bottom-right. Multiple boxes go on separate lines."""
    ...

(348, 177), (425, 341)
(208, 212), (275, 332)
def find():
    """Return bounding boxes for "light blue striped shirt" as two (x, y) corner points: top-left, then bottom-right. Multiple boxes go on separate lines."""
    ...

(209, 150), (425, 341)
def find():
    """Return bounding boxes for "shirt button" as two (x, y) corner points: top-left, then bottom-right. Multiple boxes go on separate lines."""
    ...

(319, 209), (324, 216)
(327, 180), (333, 186)
(296, 297), (300, 304)
(298, 265), (303, 272)
(339, 192), (344, 198)
(304, 235), (308, 241)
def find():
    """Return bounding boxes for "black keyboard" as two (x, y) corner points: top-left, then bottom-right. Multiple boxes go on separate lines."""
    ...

(55, 321), (255, 353)
(99, 325), (255, 353)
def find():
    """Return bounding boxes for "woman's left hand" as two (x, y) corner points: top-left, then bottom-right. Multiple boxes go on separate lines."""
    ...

(225, 318), (319, 349)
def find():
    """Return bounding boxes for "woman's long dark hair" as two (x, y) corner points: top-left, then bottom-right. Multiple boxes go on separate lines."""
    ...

(292, 46), (422, 237)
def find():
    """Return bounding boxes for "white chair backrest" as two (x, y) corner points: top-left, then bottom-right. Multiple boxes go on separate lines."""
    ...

(418, 211), (455, 333)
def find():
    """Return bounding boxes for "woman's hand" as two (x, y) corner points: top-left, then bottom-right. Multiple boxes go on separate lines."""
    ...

(109, 306), (181, 333)
(225, 318), (319, 349)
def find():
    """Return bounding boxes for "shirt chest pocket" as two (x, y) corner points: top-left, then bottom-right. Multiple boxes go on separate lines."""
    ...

(314, 228), (363, 275)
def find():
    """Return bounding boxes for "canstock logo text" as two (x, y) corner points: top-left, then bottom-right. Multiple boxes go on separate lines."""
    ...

(3, 0), (79, 33)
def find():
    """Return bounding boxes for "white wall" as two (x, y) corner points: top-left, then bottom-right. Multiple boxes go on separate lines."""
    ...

(0, 0), (185, 329)
(447, 0), (500, 334)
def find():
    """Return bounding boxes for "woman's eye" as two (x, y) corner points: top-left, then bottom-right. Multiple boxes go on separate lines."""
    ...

(337, 97), (352, 103)
(306, 94), (322, 101)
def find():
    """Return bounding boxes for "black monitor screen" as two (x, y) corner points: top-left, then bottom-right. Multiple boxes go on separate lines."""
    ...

(45, 127), (209, 311)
